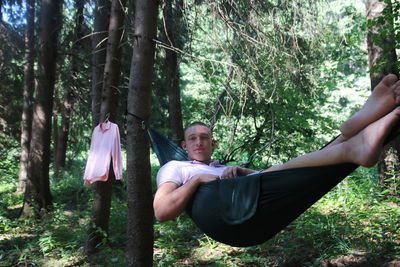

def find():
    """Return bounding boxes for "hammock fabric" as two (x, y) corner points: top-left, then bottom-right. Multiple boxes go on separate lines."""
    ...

(185, 163), (357, 246)
(148, 128), (188, 166)
(149, 125), (400, 247)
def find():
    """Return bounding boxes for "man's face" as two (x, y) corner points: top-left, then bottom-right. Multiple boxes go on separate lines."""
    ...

(182, 125), (215, 164)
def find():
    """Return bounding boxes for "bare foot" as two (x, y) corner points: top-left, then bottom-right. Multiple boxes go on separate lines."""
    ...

(344, 107), (400, 167)
(340, 74), (400, 139)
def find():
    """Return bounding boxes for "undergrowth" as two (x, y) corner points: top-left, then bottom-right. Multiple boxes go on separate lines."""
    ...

(0, 163), (399, 266)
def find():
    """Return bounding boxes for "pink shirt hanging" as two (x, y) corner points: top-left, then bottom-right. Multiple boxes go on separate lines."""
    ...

(83, 121), (123, 184)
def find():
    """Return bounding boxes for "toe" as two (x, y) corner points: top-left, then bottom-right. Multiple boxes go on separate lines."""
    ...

(393, 84), (400, 96)
(391, 80), (400, 88)
(391, 80), (400, 90)
(382, 73), (398, 86)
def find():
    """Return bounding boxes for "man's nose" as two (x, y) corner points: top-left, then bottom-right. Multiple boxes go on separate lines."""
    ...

(195, 138), (202, 146)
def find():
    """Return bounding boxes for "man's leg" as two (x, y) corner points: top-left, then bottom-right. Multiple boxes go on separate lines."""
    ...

(266, 107), (400, 172)
(322, 74), (400, 148)
(340, 74), (400, 140)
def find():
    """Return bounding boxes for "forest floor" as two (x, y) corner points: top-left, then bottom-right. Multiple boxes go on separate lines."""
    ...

(0, 167), (399, 267)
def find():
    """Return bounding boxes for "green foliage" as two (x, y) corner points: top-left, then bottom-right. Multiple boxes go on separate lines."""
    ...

(177, 0), (369, 167)
(52, 0), (94, 158)
(380, 166), (400, 196)
(154, 214), (200, 266)
(365, 0), (399, 75)
(0, 160), (124, 266)
(0, 135), (20, 185)
(0, 21), (24, 138)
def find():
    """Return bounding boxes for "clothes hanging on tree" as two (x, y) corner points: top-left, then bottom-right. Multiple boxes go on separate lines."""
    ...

(83, 121), (123, 184)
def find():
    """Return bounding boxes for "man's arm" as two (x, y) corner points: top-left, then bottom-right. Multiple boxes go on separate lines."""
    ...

(153, 174), (218, 222)
(220, 166), (256, 178)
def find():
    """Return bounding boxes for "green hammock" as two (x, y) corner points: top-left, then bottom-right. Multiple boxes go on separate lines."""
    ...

(149, 125), (400, 247)
(148, 128), (188, 165)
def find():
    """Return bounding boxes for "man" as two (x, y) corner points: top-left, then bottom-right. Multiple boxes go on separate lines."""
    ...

(154, 74), (400, 223)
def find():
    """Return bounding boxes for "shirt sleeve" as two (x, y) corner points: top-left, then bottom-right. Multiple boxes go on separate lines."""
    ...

(112, 124), (123, 180)
(156, 161), (183, 187)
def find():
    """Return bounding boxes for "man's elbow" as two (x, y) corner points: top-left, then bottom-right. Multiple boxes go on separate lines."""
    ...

(155, 215), (170, 223)
(154, 207), (175, 222)
(154, 211), (168, 222)
(155, 213), (176, 223)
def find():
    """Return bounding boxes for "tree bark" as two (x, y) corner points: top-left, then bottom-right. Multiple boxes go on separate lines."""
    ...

(365, 0), (399, 184)
(0, 0), (3, 23)
(21, 0), (62, 217)
(126, 0), (158, 266)
(17, 0), (35, 194)
(85, 0), (110, 250)
(85, 0), (126, 254)
(99, 0), (125, 121)
(163, 0), (184, 143)
(54, 0), (84, 176)
(91, 0), (111, 128)
(53, 110), (59, 163)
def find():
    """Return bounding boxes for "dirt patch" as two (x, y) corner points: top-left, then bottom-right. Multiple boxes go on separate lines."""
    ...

(319, 253), (400, 267)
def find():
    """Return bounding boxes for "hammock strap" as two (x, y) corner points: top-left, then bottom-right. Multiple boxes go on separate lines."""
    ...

(127, 111), (147, 130)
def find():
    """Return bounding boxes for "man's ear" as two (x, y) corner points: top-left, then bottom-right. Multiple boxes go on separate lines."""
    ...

(181, 140), (187, 150)
(211, 139), (216, 149)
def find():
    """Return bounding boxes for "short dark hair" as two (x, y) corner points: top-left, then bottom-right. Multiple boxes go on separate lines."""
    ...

(183, 121), (212, 139)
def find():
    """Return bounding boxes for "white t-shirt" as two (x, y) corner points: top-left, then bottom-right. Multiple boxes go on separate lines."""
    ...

(156, 160), (228, 187)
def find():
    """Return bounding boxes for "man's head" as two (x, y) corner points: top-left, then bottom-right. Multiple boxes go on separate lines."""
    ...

(182, 122), (215, 164)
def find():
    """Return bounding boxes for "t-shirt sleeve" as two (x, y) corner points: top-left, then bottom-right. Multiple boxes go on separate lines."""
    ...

(156, 161), (183, 187)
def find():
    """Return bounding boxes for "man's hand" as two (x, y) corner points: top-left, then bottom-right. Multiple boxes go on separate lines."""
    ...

(220, 166), (256, 179)
(192, 173), (219, 183)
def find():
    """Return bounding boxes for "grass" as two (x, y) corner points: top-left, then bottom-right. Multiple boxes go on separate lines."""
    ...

(0, 164), (399, 266)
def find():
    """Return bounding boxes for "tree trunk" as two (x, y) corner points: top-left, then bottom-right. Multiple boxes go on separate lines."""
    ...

(17, 0), (35, 194)
(99, 0), (125, 121)
(163, 0), (184, 143)
(86, 0), (110, 249)
(91, 0), (111, 128)
(126, 0), (158, 266)
(85, 0), (126, 254)
(53, 110), (59, 164)
(54, 0), (84, 176)
(365, 0), (399, 185)
(0, 0), (3, 23)
(21, 0), (62, 217)
(85, 0), (110, 250)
